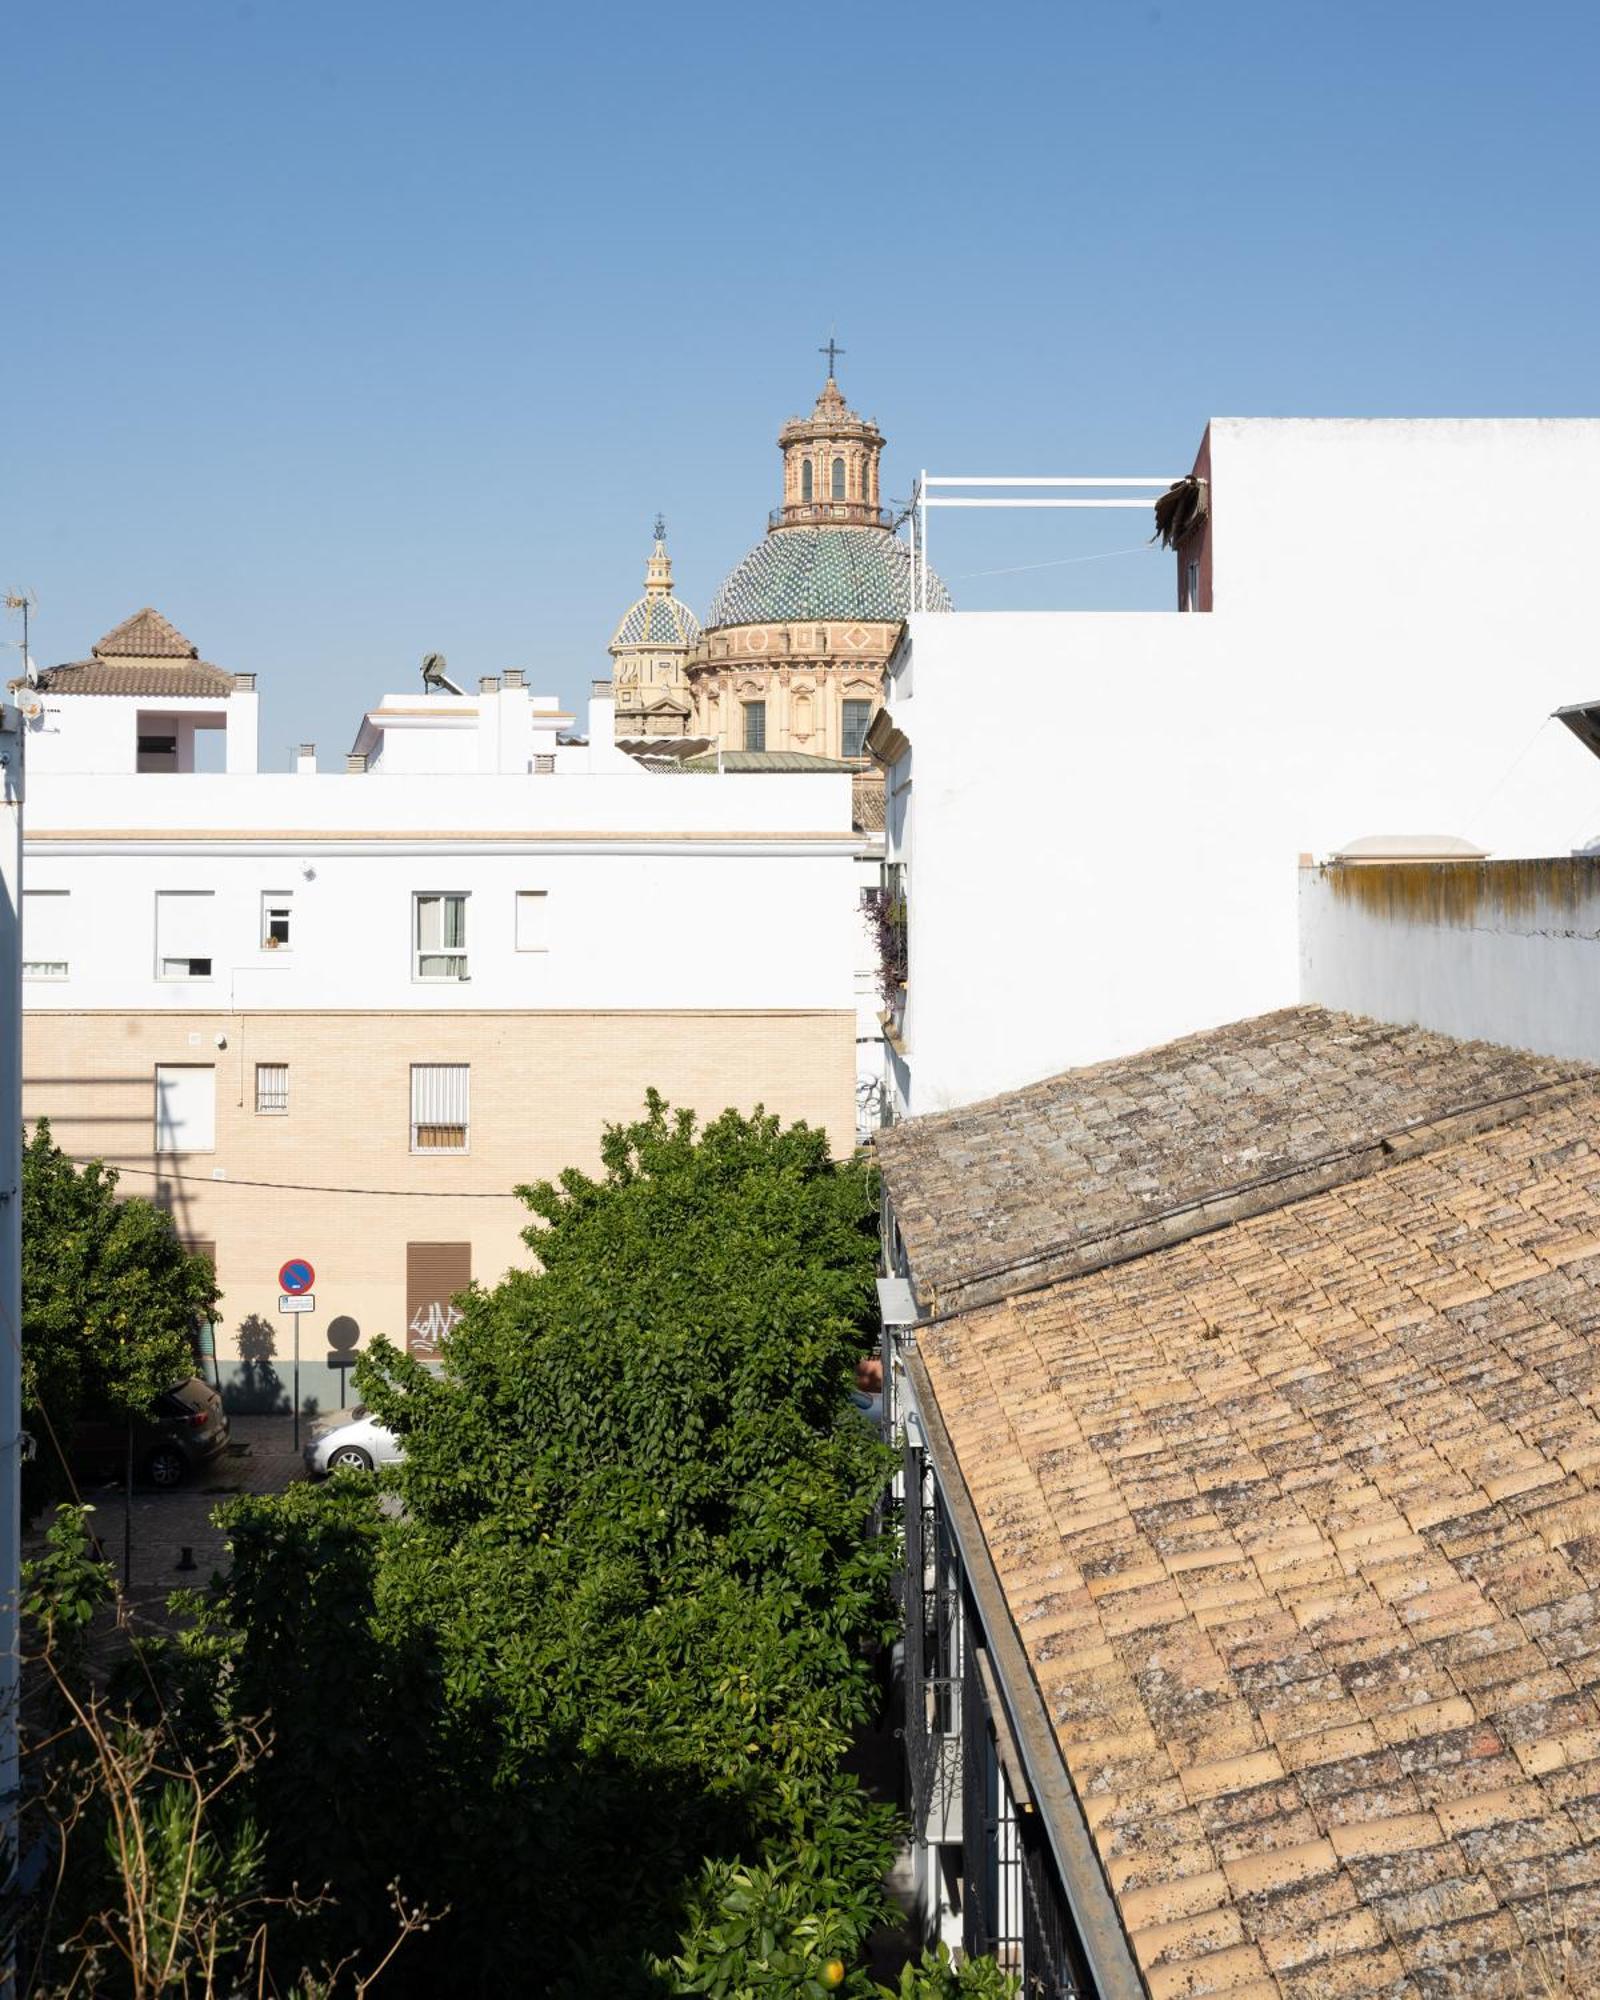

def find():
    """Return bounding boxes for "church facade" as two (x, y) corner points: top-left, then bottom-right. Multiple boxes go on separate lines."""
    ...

(606, 369), (950, 762)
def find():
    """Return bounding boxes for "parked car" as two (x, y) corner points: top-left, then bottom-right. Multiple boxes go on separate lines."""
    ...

(303, 1404), (403, 1476)
(69, 1377), (231, 1489)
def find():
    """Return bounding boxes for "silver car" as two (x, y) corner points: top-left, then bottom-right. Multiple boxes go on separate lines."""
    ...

(303, 1403), (402, 1476)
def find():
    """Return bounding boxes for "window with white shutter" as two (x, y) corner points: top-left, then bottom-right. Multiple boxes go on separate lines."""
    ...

(514, 891), (549, 953)
(22, 889), (70, 979)
(155, 891), (214, 980)
(155, 1066), (216, 1153)
(410, 1064), (469, 1153)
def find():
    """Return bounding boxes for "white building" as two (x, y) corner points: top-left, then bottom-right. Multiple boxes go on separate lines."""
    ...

(18, 611), (864, 1412)
(881, 418), (1600, 1116)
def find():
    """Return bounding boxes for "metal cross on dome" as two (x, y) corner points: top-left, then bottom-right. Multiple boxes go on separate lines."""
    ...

(819, 334), (845, 376)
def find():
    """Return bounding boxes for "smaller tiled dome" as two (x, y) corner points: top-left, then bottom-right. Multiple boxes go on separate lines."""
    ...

(612, 592), (702, 650)
(609, 519), (702, 654)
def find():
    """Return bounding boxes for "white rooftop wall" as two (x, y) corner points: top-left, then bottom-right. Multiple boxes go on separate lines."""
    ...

(889, 418), (1600, 1114)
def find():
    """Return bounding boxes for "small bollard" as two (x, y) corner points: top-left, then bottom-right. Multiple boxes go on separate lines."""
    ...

(176, 1545), (197, 1573)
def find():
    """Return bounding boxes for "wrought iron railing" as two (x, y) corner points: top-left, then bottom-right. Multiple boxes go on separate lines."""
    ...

(901, 1447), (963, 1845)
(960, 1612), (1091, 1998)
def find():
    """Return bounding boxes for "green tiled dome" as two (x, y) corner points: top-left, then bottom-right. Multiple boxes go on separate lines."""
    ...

(611, 593), (702, 649)
(707, 527), (952, 629)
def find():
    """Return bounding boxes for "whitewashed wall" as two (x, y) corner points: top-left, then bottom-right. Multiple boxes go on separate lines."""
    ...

(23, 770), (862, 1015)
(1299, 861), (1600, 1064)
(889, 419), (1600, 1114)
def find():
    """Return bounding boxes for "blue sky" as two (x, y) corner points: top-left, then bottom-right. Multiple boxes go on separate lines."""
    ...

(6, 0), (1598, 761)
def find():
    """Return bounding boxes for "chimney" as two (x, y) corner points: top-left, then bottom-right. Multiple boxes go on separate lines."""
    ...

(346, 752), (368, 774)
(234, 672), (257, 690)
(296, 743), (316, 774)
(478, 675), (500, 694)
(588, 678), (616, 759)
(503, 668), (525, 688)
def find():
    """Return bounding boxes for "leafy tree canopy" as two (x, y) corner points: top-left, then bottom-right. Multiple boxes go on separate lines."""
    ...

(150, 1096), (938, 1994)
(22, 1120), (217, 1489)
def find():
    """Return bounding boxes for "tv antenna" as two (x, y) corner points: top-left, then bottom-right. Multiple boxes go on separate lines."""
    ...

(3, 589), (37, 684)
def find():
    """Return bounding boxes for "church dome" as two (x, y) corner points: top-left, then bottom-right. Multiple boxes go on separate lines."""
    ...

(609, 518), (702, 653)
(706, 525), (952, 629)
(611, 592), (702, 650)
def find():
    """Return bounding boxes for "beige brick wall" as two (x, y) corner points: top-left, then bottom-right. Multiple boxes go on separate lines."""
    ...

(24, 1009), (855, 1403)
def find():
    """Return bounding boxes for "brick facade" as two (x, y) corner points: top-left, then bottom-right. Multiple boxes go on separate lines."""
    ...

(24, 1007), (855, 1409)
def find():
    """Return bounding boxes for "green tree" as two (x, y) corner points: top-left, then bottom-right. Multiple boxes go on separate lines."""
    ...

(22, 1119), (218, 1500)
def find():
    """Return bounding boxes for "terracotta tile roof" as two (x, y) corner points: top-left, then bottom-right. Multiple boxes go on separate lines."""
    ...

(93, 607), (199, 658)
(17, 607), (238, 698)
(879, 1007), (1586, 1314)
(916, 1083), (1600, 1997)
(852, 772), (886, 832)
(32, 659), (236, 698)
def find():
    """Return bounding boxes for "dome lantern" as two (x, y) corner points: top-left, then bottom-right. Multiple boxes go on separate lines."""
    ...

(774, 371), (888, 530)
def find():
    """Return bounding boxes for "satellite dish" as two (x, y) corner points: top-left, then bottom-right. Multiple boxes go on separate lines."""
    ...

(15, 687), (43, 722)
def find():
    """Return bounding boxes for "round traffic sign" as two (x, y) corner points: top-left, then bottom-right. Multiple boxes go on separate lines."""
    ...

(279, 1258), (316, 1295)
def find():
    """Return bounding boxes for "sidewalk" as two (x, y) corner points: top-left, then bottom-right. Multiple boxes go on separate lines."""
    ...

(32, 1415), (306, 1630)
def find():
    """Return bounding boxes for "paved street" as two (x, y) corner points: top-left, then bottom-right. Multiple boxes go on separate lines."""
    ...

(30, 1415), (306, 1630)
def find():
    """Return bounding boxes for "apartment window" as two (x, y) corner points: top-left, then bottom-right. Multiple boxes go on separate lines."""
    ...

(155, 1065), (216, 1153)
(515, 890), (549, 952)
(261, 892), (292, 950)
(842, 699), (873, 758)
(22, 888), (69, 979)
(411, 1063), (469, 1153)
(255, 1063), (289, 1115)
(155, 890), (214, 979)
(742, 701), (766, 752)
(414, 892), (468, 980)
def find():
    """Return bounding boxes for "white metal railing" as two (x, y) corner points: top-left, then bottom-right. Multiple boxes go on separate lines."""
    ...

(908, 472), (1183, 613)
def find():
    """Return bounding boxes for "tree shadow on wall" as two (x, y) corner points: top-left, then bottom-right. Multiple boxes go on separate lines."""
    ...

(226, 1312), (290, 1415)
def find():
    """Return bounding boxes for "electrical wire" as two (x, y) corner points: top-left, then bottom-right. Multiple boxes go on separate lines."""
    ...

(946, 542), (1154, 583)
(62, 1157), (527, 1200)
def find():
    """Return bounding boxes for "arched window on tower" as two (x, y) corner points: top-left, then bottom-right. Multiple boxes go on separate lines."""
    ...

(859, 459), (870, 502)
(801, 460), (814, 503)
(831, 456), (846, 500)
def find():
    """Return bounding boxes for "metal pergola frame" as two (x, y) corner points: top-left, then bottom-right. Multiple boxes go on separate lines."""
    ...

(907, 473), (1182, 613)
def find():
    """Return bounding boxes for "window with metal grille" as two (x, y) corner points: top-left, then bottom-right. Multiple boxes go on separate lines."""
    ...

(743, 701), (766, 751)
(255, 1063), (289, 1115)
(842, 699), (873, 758)
(22, 888), (70, 979)
(411, 1064), (469, 1152)
(414, 892), (468, 980)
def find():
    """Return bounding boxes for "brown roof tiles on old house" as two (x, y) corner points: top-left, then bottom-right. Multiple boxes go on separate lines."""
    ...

(913, 1082), (1600, 1997)
(93, 606), (200, 658)
(25, 606), (238, 698)
(879, 1006), (1587, 1313)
